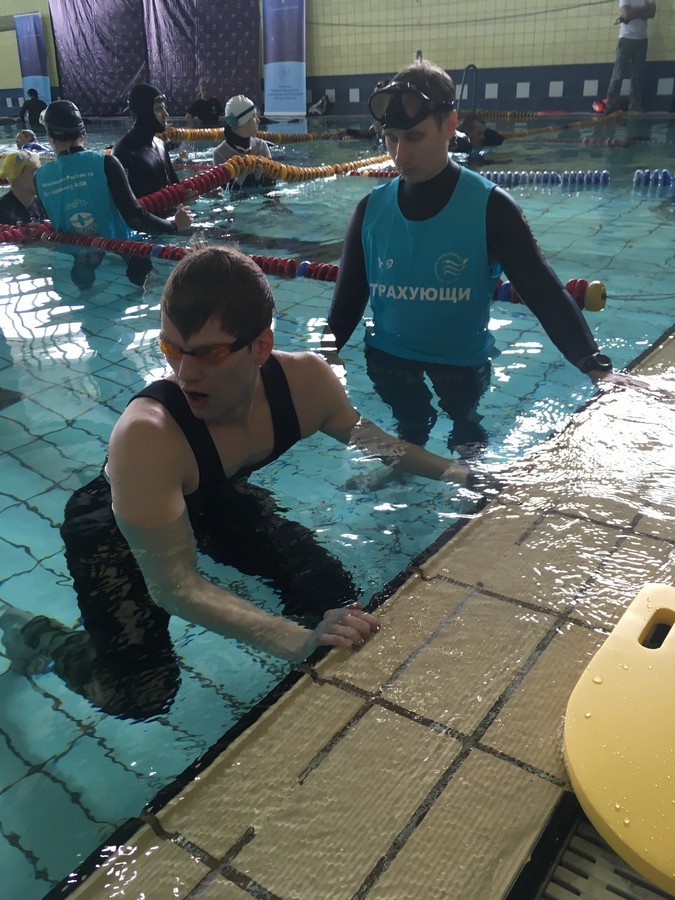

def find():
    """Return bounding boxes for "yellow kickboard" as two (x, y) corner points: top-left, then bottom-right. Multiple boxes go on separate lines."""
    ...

(564, 583), (675, 896)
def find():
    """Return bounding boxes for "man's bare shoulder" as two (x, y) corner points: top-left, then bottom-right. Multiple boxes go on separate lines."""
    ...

(273, 349), (339, 398)
(109, 392), (188, 472)
(272, 350), (357, 438)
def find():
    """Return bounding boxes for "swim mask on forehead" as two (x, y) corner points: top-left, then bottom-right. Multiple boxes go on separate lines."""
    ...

(368, 82), (454, 130)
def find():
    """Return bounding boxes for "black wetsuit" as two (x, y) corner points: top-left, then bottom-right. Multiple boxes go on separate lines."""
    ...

(20, 97), (47, 130)
(187, 96), (224, 127)
(25, 356), (357, 720)
(113, 82), (180, 199)
(112, 129), (179, 198)
(0, 190), (45, 226)
(328, 161), (601, 448)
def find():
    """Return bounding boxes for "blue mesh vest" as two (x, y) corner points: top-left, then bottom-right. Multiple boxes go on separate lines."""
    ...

(35, 150), (133, 240)
(362, 167), (499, 366)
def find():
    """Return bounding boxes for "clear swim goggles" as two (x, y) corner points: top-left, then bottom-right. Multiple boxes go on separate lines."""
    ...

(368, 82), (454, 130)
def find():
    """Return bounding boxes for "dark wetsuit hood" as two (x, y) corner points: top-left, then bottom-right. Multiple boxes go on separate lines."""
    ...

(128, 83), (165, 134)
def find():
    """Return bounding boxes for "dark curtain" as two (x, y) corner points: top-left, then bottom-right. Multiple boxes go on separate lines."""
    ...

(48, 0), (149, 115)
(47, 0), (261, 117)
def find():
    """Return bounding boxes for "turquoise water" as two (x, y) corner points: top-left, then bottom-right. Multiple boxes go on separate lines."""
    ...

(0, 116), (673, 898)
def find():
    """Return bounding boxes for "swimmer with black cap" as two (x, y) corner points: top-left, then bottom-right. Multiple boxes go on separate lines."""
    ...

(113, 83), (195, 202)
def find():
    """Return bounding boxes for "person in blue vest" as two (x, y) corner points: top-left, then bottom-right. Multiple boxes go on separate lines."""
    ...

(34, 100), (192, 286)
(327, 59), (618, 452)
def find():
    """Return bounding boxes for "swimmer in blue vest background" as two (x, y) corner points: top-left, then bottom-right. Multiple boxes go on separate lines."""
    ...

(35, 100), (192, 287)
(327, 59), (628, 453)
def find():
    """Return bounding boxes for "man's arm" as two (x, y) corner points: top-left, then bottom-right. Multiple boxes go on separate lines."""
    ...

(620, 3), (655, 21)
(288, 352), (471, 484)
(327, 196), (371, 350)
(108, 400), (376, 660)
(158, 138), (180, 185)
(486, 188), (602, 370)
(103, 153), (191, 234)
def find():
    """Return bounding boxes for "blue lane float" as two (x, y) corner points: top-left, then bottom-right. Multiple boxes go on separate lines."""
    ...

(482, 170), (610, 188)
(632, 168), (673, 189)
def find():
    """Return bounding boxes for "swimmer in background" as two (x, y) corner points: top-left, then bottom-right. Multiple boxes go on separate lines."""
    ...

(19, 88), (47, 131)
(113, 84), (196, 201)
(0, 245), (478, 720)
(213, 95), (276, 190)
(459, 113), (505, 150)
(16, 129), (50, 153)
(35, 100), (192, 288)
(186, 80), (224, 128)
(0, 150), (45, 226)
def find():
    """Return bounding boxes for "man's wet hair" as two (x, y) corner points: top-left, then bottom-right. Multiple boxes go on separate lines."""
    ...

(162, 246), (275, 342)
(390, 59), (456, 127)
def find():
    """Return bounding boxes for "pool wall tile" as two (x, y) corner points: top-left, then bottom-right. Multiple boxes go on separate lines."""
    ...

(194, 877), (253, 898)
(231, 706), (462, 898)
(71, 825), (210, 899)
(156, 679), (365, 852)
(481, 622), (607, 777)
(367, 749), (562, 900)
(379, 593), (555, 734)
(312, 575), (470, 690)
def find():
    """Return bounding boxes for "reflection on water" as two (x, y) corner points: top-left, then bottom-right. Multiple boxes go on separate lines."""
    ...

(478, 373), (675, 630)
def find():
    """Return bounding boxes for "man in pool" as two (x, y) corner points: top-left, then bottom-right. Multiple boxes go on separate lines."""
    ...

(213, 95), (276, 190)
(459, 113), (505, 150)
(19, 88), (47, 131)
(16, 129), (50, 153)
(113, 83), (188, 199)
(186, 80), (224, 128)
(327, 59), (617, 451)
(1, 246), (473, 720)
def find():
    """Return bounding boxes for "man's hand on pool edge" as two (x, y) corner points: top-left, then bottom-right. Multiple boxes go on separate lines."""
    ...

(592, 370), (662, 394)
(305, 603), (380, 656)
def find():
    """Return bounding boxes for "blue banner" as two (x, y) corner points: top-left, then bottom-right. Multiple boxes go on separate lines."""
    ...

(14, 13), (51, 108)
(262, 0), (306, 117)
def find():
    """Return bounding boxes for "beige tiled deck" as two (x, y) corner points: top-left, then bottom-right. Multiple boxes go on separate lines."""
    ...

(71, 334), (675, 899)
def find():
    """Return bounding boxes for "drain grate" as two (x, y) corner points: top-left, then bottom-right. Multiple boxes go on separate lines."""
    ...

(542, 818), (672, 899)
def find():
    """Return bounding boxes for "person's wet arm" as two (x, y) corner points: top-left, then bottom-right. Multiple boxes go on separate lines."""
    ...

(327, 196), (371, 351)
(307, 353), (471, 484)
(108, 407), (376, 660)
(103, 153), (180, 234)
(486, 188), (601, 367)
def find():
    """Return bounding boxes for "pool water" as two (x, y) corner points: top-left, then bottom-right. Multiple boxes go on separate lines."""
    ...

(0, 115), (673, 898)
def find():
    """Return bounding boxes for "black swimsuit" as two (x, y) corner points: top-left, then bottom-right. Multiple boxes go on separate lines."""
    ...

(40, 356), (356, 719)
(134, 353), (301, 497)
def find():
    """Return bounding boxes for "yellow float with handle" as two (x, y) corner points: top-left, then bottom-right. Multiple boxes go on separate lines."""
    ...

(564, 583), (675, 895)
